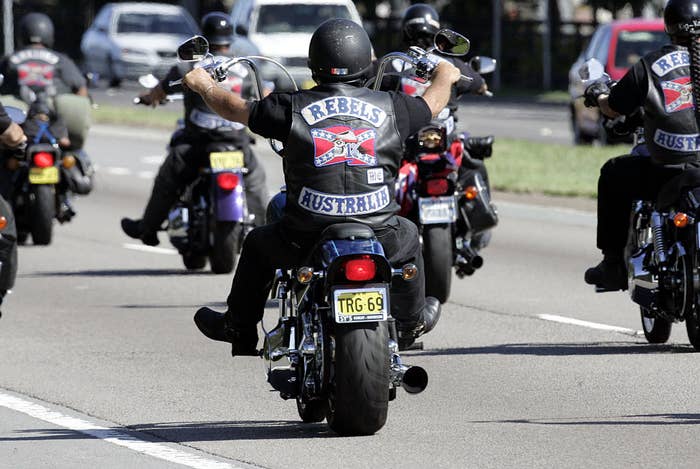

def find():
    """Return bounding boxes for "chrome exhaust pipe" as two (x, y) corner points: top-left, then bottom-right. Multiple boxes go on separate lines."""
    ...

(456, 245), (483, 277)
(391, 353), (428, 394)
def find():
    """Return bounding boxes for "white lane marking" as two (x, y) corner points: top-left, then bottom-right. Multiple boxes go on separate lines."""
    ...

(0, 391), (239, 469)
(142, 155), (165, 165)
(123, 243), (178, 255)
(538, 314), (643, 336)
(138, 170), (156, 179)
(105, 167), (131, 176)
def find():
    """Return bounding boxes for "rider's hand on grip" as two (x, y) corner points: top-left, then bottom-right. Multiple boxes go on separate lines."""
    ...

(583, 82), (610, 108)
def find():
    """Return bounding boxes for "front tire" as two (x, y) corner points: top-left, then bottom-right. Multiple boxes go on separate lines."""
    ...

(423, 224), (453, 303)
(209, 221), (241, 274)
(182, 254), (207, 270)
(327, 322), (390, 436)
(30, 185), (55, 245)
(640, 308), (672, 344)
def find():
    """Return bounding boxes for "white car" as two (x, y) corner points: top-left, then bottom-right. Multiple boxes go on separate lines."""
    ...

(81, 2), (199, 87)
(231, 0), (363, 90)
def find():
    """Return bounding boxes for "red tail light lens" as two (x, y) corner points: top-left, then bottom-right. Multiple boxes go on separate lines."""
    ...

(344, 255), (376, 281)
(33, 152), (54, 168)
(216, 173), (239, 191)
(426, 178), (449, 195)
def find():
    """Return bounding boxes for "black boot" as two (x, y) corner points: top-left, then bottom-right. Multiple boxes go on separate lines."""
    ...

(397, 297), (442, 350)
(585, 255), (627, 291)
(193, 307), (259, 356)
(120, 218), (159, 246)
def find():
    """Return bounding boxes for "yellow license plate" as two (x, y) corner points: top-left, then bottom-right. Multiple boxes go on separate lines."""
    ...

(209, 151), (244, 170)
(28, 166), (59, 184)
(333, 287), (388, 323)
(301, 79), (316, 90)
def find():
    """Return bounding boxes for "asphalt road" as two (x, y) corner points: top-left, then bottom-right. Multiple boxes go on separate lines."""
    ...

(2, 126), (700, 468)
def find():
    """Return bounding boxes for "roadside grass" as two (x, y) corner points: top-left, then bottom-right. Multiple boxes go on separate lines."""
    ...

(488, 138), (629, 198)
(92, 103), (181, 128)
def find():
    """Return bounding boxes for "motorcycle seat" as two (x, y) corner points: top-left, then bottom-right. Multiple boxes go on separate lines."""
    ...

(656, 168), (700, 211)
(319, 223), (375, 242)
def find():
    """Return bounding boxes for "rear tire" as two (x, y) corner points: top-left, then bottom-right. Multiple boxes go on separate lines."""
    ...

(209, 221), (241, 274)
(327, 321), (390, 436)
(423, 224), (453, 303)
(30, 185), (55, 245)
(182, 254), (207, 270)
(640, 308), (672, 344)
(685, 309), (700, 350)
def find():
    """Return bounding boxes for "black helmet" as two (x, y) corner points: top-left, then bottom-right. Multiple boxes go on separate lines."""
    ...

(402, 3), (440, 48)
(308, 19), (372, 83)
(664, 0), (700, 37)
(18, 12), (54, 48)
(201, 12), (233, 46)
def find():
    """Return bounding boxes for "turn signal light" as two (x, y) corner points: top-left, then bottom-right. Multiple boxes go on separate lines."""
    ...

(402, 263), (418, 280)
(344, 255), (376, 281)
(33, 152), (54, 168)
(674, 212), (690, 228)
(0, 216), (7, 230)
(297, 267), (314, 284)
(464, 186), (479, 200)
(216, 173), (239, 191)
(62, 155), (76, 169)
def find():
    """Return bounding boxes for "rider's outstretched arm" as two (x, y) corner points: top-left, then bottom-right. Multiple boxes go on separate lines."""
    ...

(183, 67), (251, 124)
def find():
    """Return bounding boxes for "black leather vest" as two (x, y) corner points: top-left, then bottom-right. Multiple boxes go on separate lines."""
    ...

(641, 45), (699, 165)
(283, 84), (403, 232)
(5, 48), (61, 95)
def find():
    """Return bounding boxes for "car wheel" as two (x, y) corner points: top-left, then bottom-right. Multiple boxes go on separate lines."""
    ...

(571, 106), (593, 145)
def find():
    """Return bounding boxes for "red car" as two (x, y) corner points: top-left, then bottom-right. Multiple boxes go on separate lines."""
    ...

(568, 18), (668, 144)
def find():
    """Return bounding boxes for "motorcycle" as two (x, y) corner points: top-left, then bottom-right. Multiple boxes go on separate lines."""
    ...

(134, 70), (254, 274)
(580, 58), (700, 348)
(175, 31), (478, 434)
(376, 39), (499, 303)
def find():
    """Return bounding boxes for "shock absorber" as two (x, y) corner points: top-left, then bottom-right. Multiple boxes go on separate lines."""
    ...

(650, 211), (668, 266)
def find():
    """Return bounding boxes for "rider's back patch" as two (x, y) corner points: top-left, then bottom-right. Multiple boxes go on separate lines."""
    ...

(661, 76), (695, 113)
(311, 125), (377, 167)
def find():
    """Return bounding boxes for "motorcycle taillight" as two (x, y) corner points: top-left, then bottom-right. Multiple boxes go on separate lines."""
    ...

(344, 255), (376, 281)
(216, 173), (239, 191)
(426, 178), (449, 195)
(33, 151), (54, 168)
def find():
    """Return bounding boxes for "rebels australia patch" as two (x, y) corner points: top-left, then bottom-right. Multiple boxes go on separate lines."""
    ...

(298, 186), (391, 216)
(651, 51), (690, 77)
(311, 125), (377, 167)
(301, 97), (387, 127)
(661, 77), (695, 113)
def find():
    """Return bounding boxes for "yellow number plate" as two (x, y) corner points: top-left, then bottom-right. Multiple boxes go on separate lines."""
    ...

(28, 166), (59, 184)
(333, 287), (388, 323)
(301, 79), (316, 90)
(209, 151), (244, 170)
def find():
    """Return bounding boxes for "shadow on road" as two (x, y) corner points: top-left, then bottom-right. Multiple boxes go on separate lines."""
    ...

(20, 269), (217, 278)
(0, 420), (338, 442)
(470, 413), (700, 426)
(410, 342), (697, 357)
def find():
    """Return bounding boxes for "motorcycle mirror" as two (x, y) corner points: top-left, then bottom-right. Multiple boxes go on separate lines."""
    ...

(177, 35), (209, 62)
(578, 58), (606, 82)
(433, 29), (470, 56)
(138, 74), (160, 89)
(4, 106), (26, 125)
(469, 56), (497, 74)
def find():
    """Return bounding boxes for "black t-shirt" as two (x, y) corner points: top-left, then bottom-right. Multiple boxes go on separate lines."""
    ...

(248, 89), (432, 143)
(607, 60), (647, 115)
(0, 103), (11, 134)
(0, 47), (86, 96)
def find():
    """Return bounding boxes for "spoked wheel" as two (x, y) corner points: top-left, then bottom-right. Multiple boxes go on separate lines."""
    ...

(640, 308), (672, 344)
(327, 321), (390, 436)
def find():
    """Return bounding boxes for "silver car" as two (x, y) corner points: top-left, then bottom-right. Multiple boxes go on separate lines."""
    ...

(80, 2), (199, 87)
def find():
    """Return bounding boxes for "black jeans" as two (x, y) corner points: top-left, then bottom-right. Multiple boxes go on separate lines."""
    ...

(596, 155), (696, 255)
(0, 195), (17, 294)
(141, 139), (268, 233)
(225, 216), (426, 330)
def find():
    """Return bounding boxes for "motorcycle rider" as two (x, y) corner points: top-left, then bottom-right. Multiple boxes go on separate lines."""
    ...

(584, 0), (700, 291)
(0, 101), (26, 317)
(185, 19), (461, 354)
(0, 12), (93, 197)
(121, 12), (269, 246)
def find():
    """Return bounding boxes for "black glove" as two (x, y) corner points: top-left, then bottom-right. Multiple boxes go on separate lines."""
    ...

(583, 82), (610, 108)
